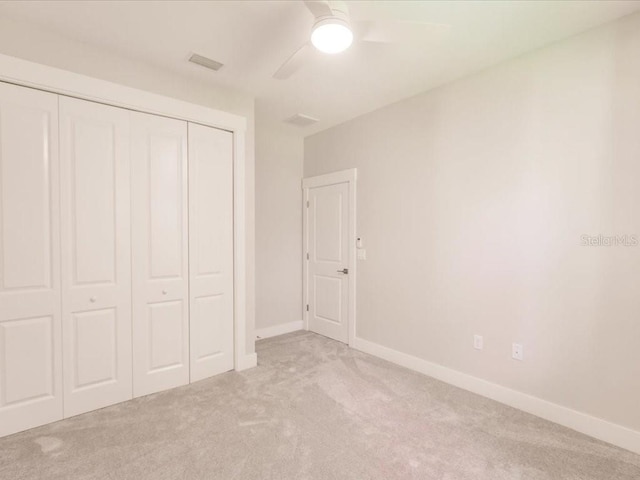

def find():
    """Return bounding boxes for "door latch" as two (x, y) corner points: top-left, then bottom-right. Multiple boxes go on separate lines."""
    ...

(337, 268), (349, 274)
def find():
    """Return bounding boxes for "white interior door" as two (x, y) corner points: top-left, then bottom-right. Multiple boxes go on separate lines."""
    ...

(131, 112), (189, 397)
(59, 97), (132, 417)
(188, 123), (234, 382)
(0, 83), (63, 436)
(307, 182), (351, 343)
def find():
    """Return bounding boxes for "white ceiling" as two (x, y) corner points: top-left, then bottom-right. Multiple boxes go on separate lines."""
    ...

(1, 0), (639, 136)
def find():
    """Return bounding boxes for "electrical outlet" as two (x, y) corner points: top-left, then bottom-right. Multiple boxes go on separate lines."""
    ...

(473, 335), (483, 350)
(512, 343), (523, 361)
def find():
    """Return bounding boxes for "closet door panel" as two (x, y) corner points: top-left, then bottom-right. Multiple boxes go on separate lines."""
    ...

(188, 123), (234, 382)
(60, 97), (132, 417)
(71, 119), (117, 284)
(0, 83), (62, 437)
(132, 112), (189, 397)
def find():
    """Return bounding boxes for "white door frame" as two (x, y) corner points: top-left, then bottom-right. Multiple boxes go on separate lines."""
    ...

(0, 52), (256, 372)
(302, 168), (357, 346)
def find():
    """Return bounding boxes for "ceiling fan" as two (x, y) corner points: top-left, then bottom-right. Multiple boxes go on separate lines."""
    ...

(273, 0), (450, 80)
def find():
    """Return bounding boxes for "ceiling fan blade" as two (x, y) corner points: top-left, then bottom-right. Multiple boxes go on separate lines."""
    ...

(357, 20), (450, 44)
(303, 0), (334, 19)
(273, 42), (313, 80)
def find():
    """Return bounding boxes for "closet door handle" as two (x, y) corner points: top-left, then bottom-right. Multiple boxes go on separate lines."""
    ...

(89, 296), (97, 303)
(337, 268), (349, 274)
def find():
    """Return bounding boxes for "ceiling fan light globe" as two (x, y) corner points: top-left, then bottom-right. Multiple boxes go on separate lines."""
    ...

(311, 18), (353, 54)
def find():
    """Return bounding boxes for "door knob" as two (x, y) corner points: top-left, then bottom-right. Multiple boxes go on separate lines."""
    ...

(162, 290), (167, 295)
(337, 268), (349, 274)
(89, 296), (97, 303)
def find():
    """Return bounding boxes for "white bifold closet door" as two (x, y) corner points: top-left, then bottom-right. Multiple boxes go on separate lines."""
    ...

(188, 123), (234, 382)
(59, 97), (133, 417)
(0, 83), (63, 437)
(131, 112), (190, 397)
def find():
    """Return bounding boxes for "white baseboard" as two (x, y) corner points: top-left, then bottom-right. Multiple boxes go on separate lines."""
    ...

(352, 336), (640, 455)
(255, 320), (304, 340)
(235, 352), (257, 371)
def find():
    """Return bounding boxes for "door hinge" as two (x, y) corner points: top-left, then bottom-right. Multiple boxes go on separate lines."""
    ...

(306, 201), (309, 208)
(306, 304), (309, 312)
(306, 252), (309, 260)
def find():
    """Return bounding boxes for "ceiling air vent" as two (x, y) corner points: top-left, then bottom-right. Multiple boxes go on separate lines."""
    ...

(284, 113), (319, 127)
(188, 53), (224, 72)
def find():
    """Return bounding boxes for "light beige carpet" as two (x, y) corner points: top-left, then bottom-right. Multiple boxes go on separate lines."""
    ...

(1, 331), (639, 479)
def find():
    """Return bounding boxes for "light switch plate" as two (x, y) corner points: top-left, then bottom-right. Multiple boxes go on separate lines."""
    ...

(357, 249), (366, 260)
(474, 335), (483, 350)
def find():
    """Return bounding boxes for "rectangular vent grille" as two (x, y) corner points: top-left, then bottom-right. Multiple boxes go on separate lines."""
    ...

(284, 113), (319, 127)
(189, 53), (223, 71)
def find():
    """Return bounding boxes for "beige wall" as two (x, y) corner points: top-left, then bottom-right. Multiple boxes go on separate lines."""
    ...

(305, 12), (640, 432)
(0, 15), (257, 354)
(255, 107), (304, 332)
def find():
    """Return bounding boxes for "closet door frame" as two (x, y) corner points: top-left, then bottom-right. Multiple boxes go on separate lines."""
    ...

(0, 52), (256, 372)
